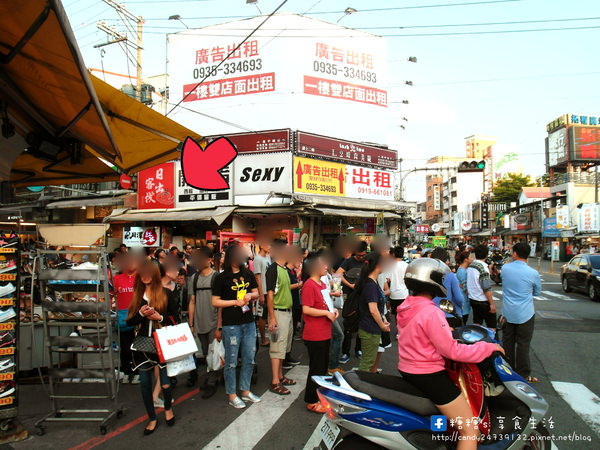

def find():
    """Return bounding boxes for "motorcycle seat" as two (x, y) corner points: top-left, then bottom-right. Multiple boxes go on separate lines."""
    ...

(343, 371), (440, 416)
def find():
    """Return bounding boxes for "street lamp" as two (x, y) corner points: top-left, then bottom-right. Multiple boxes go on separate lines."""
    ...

(168, 15), (189, 29)
(337, 7), (357, 23)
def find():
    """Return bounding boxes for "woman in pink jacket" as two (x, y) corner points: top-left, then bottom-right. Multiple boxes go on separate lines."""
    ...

(397, 258), (504, 450)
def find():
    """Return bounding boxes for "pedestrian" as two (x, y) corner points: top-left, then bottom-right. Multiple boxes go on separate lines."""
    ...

(455, 250), (473, 324)
(320, 251), (344, 375)
(397, 258), (503, 450)
(113, 254), (139, 384)
(388, 246), (409, 316)
(301, 253), (337, 413)
(356, 252), (390, 373)
(253, 241), (271, 347)
(500, 242), (541, 382)
(467, 244), (497, 329)
(126, 260), (178, 435)
(266, 240), (296, 395)
(336, 240), (368, 364)
(212, 251), (223, 273)
(431, 247), (464, 328)
(211, 245), (261, 408)
(285, 247), (302, 368)
(187, 247), (220, 396)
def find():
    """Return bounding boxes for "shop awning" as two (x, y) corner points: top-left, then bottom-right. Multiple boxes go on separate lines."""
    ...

(446, 230), (462, 236)
(1, 0), (202, 186)
(105, 206), (235, 226)
(291, 194), (413, 212)
(314, 207), (402, 219)
(470, 230), (492, 237)
(46, 196), (126, 209)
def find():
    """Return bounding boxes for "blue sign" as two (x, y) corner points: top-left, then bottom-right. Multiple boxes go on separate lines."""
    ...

(543, 217), (560, 237)
(430, 415), (447, 432)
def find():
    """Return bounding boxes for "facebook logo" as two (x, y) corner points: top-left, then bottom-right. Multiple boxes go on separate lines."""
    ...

(430, 415), (447, 432)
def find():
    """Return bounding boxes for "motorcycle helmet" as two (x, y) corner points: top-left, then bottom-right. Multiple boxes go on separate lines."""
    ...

(404, 258), (450, 298)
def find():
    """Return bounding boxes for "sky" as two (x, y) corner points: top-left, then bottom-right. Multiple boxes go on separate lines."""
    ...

(63, 0), (600, 201)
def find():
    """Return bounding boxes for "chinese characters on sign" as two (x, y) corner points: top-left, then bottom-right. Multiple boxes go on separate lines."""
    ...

(315, 42), (374, 69)
(578, 203), (600, 233)
(206, 129), (291, 154)
(304, 75), (387, 107)
(415, 224), (430, 234)
(571, 126), (600, 160)
(123, 227), (161, 247)
(137, 162), (175, 209)
(195, 40), (260, 64)
(175, 161), (232, 208)
(183, 73), (275, 102)
(433, 185), (441, 211)
(297, 131), (397, 170)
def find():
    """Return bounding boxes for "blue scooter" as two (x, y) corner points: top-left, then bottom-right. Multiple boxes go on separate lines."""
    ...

(312, 302), (551, 450)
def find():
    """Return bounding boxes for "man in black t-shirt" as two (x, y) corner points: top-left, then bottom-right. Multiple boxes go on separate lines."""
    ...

(335, 240), (368, 364)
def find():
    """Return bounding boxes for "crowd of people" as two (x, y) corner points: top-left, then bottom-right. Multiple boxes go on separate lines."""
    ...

(110, 236), (541, 445)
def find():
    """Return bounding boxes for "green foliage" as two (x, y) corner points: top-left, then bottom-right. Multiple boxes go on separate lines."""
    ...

(492, 173), (535, 203)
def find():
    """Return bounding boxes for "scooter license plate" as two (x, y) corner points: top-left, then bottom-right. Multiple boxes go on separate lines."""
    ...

(320, 420), (341, 450)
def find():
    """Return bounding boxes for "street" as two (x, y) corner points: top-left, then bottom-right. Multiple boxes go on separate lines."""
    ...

(6, 263), (599, 450)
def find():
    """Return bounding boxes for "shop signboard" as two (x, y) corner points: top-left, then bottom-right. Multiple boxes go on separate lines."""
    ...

(433, 185), (441, 211)
(543, 217), (560, 237)
(415, 224), (429, 234)
(123, 226), (162, 247)
(137, 162), (176, 209)
(556, 205), (570, 228)
(551, 241), (560, 262)
(569, 126), (600, 161)
(578, 203), (600, 233)
(432, 236), (447, 247)
(510, 213), (530, 231)
(296, 131), (397, 170)
(546, 128), (569, 167)
(174, 161), (232, 208)
(293, 156), (394, 200)
(206, 129), (291, 154)
(234, 152), (293, 195)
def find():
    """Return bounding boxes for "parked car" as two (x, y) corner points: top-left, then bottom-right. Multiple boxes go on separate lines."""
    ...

(561, 254), (600, 301)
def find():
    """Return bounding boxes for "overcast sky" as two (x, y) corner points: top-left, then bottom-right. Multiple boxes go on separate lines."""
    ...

(65, 0), (600, 201)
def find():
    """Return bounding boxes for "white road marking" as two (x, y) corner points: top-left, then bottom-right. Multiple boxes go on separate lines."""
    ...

(542, 282), (562, 285)
(303, 415), (328, 450)
(542, 291), (581, 302)
(551, 381), (600, 436)
(534, 296), (551, 301)
(204, 365), (309, 449)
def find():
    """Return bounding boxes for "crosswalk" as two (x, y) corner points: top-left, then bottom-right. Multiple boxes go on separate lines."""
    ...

(492, 290), (582, 303)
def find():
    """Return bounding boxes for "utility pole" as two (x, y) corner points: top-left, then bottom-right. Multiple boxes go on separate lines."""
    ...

(99, 0), (144, 101)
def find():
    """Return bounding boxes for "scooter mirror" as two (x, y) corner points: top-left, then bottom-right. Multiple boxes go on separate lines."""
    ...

(439, 299), (455, 315)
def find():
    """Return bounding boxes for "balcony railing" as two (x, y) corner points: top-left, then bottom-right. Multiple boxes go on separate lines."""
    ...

(550, 172), (599, 187)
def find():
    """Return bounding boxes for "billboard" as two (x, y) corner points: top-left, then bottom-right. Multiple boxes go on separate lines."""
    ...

(294, 156), (394, 201)
(174, 161), (232, 208)
(206, 129), (291, 154)
(167, 14), (390, 143)
(570, 126), (600, 161)
(137, 162), (176, 209)
(578, 203), (600, 233)
(234, 152), (293, 196)
(546, 128), (569, 167)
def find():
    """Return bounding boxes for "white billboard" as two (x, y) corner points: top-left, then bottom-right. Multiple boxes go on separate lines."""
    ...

(174, 161), (232, 208)
(233, 152), (293, 196)
(167, 13), (390, 143)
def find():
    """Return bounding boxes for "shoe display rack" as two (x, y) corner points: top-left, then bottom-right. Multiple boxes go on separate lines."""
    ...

(0, 241), (20, 427)
(33, 249), (122, 436)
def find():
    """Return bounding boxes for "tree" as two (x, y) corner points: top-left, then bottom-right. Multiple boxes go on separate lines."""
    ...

(535, 173), (551, 187)
(492, 173), (535, 203)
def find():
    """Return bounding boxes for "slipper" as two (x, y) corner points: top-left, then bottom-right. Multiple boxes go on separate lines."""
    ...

(280, 377), (296, 386)
(269, 383), (290, 395)
(306, 402), (326, 414)
(526, 376), (539, 383)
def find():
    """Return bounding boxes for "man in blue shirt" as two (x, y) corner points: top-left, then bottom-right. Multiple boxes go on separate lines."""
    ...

(501, 242), (542, 382)
(431, 248), (464, 328)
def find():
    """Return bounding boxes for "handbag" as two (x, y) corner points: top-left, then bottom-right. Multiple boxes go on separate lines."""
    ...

(131, 316), (157, 354)
(166, 354), (196, 377)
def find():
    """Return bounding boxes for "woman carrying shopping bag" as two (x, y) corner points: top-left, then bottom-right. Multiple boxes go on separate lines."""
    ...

(212, 245), (261, 409)
(127, 260), (179, 435)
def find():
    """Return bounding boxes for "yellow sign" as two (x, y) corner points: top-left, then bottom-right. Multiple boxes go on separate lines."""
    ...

(294, 156), (346, 197)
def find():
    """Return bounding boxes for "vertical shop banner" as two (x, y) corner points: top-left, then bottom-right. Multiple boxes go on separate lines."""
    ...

(233, 152), (293, 195)
(433, 185), (441, 211)
(578, 203), (600, 233)
(175, 161), (233, 208)
(137, 162), (176, 209)
(556, 205), (570, 228)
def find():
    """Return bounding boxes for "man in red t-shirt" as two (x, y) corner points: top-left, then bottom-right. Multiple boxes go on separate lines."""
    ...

(113, 255), (138, 383)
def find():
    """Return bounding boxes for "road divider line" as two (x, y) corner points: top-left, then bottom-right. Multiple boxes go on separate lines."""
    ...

(205, 365), (309, 450)
(551, 381), (600, 436)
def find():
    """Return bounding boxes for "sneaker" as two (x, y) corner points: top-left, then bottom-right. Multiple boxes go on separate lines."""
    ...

(0, 238), (17, 248)
(282, 360), (293, 369)
(355, 350), (362, 358)
(0, 308), (15, 323)
(241, 392), (261, 403)
(153, 397), (164, 408)
(0, 261), (16, 274)
(0, 332), (15, 348)
(328, 367), (345, 375)
(228, 396), (246, 409)
(0, 382), (15, 398)
(339, 354), (350, 364)
(284, 355), (300, 366)
(130, 374), (140, 384)
(0, 283), (15, 299)
(0, 359), (14, 372)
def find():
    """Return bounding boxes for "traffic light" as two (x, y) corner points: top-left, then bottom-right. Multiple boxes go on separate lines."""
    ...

(457, 160), (486, 173)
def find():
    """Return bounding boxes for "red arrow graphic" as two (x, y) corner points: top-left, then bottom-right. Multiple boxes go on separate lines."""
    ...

(338, 168), (345, 194)
(295, 161), (304, 189)
(181, 137), (238, 190)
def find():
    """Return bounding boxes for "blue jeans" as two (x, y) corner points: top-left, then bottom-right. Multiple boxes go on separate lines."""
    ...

(328, 318), (344, 370)
(222, 322), (256, 395)
(139, 365), (171, 421)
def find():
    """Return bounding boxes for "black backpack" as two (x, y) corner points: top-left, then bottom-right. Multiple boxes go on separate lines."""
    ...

(342, 289), (361, 333)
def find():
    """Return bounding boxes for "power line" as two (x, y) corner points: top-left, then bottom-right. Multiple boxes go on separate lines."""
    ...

(166, 0), (290, 116)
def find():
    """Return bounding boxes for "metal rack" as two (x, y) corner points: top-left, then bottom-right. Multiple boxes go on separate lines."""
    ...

(34, 250), (122, 436)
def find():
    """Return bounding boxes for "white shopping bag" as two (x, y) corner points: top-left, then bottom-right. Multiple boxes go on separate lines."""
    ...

(167, 354), (197, 377)
(206, 338), (225, 372)
(154, 322), (198, 363)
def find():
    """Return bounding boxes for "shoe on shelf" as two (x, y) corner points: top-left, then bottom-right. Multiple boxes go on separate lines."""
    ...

(0, 359), (15, 373)
(153, 397), (164, 408)
(228, 396), (246, 409)
(0, 261), (16, 274)
(0, 283), (16, 299)
(0, 308), (16, 323)
(0, 382), (15, 398)
(339, 354), (350, 364)
(0, 332), (15, 348)
(241, 392), (261, 403)
(328, 367), (345, 375)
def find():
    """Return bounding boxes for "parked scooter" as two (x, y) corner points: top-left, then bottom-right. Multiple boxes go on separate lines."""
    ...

(312, 300), (551, 450)
(487, 250), (507, 286)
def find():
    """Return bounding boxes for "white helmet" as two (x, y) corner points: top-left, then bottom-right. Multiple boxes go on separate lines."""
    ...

(404, 258), (449, 297)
